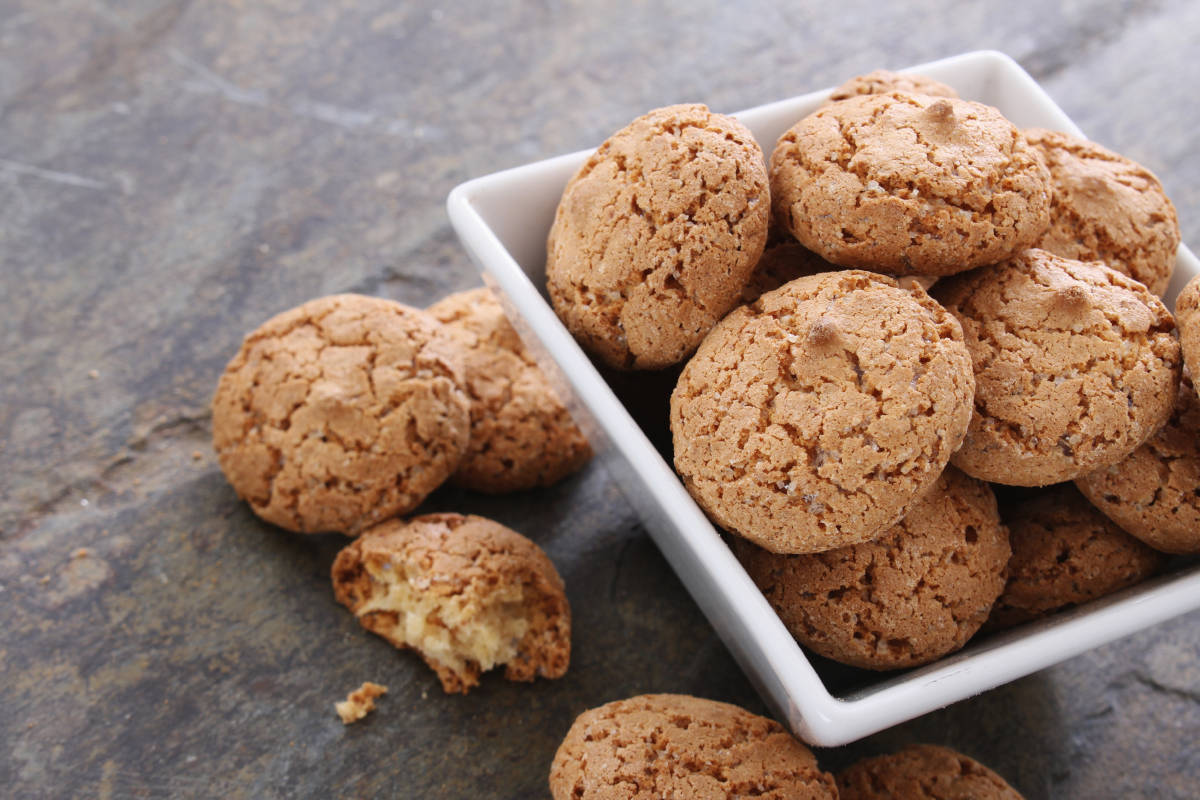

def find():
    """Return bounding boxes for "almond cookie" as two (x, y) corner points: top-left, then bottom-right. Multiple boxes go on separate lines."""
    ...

(332, 513), (570, 694)
(1026, 128), (1180, 296)
(738, 467), (1009, 670)
(987, 485), (1164, 630)
(935, 249), (1180, 486)
(771, 92), (1051, 276)
(1175, 274), (1200, 380)
(671, 270), (974, 554)
(211, 294), (471, 534)
(1076, 375), (1200, 554)
(827, 69), (958, 103)
(546, 103), (770, 370)
(837, 744), (1025, 800)
(549, 694), (837, 800)
(427, 288), (591, 492)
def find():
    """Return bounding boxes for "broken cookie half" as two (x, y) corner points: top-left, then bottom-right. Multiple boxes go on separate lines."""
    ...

(332, 513), (570, 693)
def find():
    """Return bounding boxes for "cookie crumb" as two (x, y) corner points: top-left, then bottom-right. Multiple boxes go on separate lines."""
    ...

(191, 450), (204, 461)
(925, 98), (956, 122)
(335, 681), (388, 725)
(72, 548), (90, 560)
(87, 369), (99, 380)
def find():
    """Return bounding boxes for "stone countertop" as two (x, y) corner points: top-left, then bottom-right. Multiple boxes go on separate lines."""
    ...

(2, 1), (1197, 798)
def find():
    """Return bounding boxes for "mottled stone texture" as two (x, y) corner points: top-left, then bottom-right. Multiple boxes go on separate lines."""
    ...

(1, 1), (1197, 798)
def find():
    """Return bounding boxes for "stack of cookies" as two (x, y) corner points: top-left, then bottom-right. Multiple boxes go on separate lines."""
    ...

(546, 69), (1192, 672)
(211, 289), (592, 693)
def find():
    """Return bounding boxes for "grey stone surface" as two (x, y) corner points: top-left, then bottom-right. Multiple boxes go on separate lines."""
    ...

(1, 1), (1197, 797)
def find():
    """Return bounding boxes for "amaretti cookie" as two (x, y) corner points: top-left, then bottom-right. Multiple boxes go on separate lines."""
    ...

(427, 288), (591, 492)
(935, 249), (1180, 486)
(671, 270), (974, 554)
(332, 513), (570, 694)
(1176, 274), (1200, 379)
(546, 103), (770, 369)
(987, 485), (1164, 630)
(1026, 127), (1180, 296)
(1076, 375), (1200, 554)
(738, 467), (1009, 670)
(211, 294), (471, 534)
(549, 694), (837, 800)
(771, 92), (1051, 275)
(739, 239), (836, 305)
(827, 69), (959, 103)
(837, 744), (1025, 800)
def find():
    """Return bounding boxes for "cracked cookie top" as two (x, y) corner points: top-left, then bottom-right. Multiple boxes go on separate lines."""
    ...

(827, 69), (959, 104)
(212, 294), (471, 534)
(549, 694), (837, 800)
(546, 103), (770, 370)
(935, 249), (1180, 486)
(738, 467), (1009, 671)
(837, 744), (1025, 800)
(1174, 274), (1200, 379)
(1026, 128), (1180, 296)
(771, 92), (1051, 275)
(987, 484), (1164, 630)
(427, 288), (591, 493)
(1076, 374), (1200, 554)
(670, 270), (974, 554)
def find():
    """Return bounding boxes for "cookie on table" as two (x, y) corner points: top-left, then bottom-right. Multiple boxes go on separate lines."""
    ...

(1076, 375), (1200, 554)
(827, 69), (958, 103)
(987, 485), (1164, 630)
(549, 694), (837, 800)
(739, 467), (1008, 670)
(332, 513), (570, 694)
(1176, 274), (1200, 379)
(427, 288), (591, 492)
(1026, 127), (1180, 296)
(671, 270), (974, 554)
(546, 103), (770, 370)
(837, 744), (1025, 800)
(211, 294), (471, 534)
(935, 249), (1180, 486)
(771, 92), (1051, 276)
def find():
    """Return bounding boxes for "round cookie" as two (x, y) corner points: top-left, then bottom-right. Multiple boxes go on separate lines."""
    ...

(1076, 375), (1200, 554)
(987, 484), (1165, 630)
(546, 103), (770, 370)
(934, 249), (1180, 486)
(427, 288), (591, 492)
(332, 513), (570, 694)
(739, 239), (836, 305)
(827, 69), (959, 103)
(1026, 127), (1180, 296)
(549, 694), (837, 800)
(837, 744), (1025, 800)
(671, 270), (974, 554)
(738, 467), (1009, 670)
(771, 92), (1051, 276)
(1176, 274), (1200, 380)
(212, 294), (471, 534)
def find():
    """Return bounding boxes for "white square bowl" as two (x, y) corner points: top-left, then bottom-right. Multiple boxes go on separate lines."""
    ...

(447, 50), (1200, 747)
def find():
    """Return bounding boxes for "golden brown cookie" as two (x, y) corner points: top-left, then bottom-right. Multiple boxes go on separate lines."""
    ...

(1026, 128), (1180, 296)
(935, 249), (1180, 486)
(671, 270), (974, 554)
(1076, 375), (1200, 554)
(427, 288), (592, 492)
(738, 467), (1009, 670)
(1176, 274), (1200, 380)
(987, 485), (1165, 630)
(837, 744), (1025, 800)
(548, 694), (837, 800)
(211, 294), (471, 534)
(771, 92), (1051, 276)
(827, 69), (959, 103)
(331, 513), (570, 694)
(546, 103), (770, 370)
